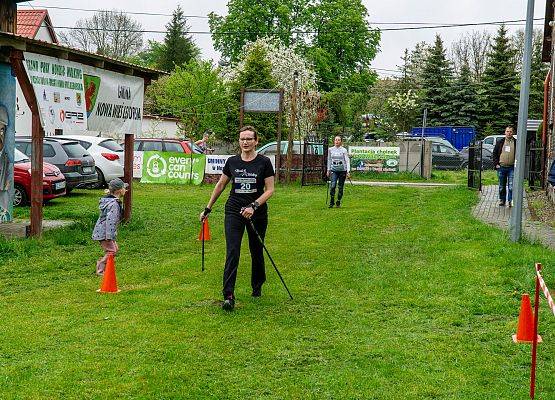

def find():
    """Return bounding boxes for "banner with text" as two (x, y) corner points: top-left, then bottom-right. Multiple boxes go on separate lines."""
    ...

(23, 52), (87, 135)
(205, 155), (233, 174)
(141, 152), (205, 185)
(349, 146), (400, 173)
(205, 155), (276, 174)
(82, 65), (144, 135)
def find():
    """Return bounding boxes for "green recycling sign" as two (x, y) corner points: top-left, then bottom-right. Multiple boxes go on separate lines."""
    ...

(141, 151), (206, 185)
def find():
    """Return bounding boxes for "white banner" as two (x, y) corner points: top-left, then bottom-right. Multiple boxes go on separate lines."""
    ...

(23, 52), (87, 134)
(133, 151), (144, 179)
(205, 155), (233, 174)
(205, 155), (276, 175)
(82, 66), (144, 135)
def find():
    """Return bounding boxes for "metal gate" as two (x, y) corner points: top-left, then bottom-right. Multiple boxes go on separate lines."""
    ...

(527, 139), (544, 190)
(301, 137), (328, 186)
(467, 140), (482, 191)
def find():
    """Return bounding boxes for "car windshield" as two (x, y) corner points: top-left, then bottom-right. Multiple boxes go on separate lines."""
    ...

(99, 139), (124, 152)
(14, 149), (30, 163)
(62, 142), (89, 158)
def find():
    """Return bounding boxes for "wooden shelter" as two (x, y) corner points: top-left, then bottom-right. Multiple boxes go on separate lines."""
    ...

(0, 1), (163, 236)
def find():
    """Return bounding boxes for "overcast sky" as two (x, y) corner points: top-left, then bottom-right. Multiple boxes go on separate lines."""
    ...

(24, 0), (548, 75)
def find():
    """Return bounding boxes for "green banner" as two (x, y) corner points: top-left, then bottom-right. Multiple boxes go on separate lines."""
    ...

(141, 151), (206, 185)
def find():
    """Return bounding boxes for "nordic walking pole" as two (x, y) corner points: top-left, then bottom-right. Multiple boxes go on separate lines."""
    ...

(325, 178), (329, 206)
(201, 218), (206, 272)
(247, 219), (293, 300)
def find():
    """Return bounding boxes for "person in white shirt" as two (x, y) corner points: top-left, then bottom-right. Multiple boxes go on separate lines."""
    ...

(326, 136), (351, 208)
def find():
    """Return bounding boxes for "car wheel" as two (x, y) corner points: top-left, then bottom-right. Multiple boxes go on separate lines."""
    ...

(460, 162), (468, 170)
(89, 167), (105, 189)
(13, 184), (28, 206)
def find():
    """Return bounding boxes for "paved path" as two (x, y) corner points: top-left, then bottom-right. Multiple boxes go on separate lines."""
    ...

(351, 180), (457, 187)
(0, 219), (74, 239)
(473, 185), (555, 250)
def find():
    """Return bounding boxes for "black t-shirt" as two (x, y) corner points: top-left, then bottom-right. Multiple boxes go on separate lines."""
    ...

(222, 154), (275, 217)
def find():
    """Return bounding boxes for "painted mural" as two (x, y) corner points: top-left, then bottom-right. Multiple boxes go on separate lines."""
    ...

(0, 63), (16, 222)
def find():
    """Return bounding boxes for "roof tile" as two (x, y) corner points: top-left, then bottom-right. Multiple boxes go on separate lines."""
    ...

(16, 10), (47, 40)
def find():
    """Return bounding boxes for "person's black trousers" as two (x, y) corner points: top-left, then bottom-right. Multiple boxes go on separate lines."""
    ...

(223, 213), (267, 298)
(330, 171), (347, 203)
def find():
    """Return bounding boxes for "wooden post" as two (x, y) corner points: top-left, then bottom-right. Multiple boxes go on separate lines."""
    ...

(10, 50), (43, 237)
(0, 1), (17, 34)
(123, 134), (133, 222)
(239, 88), (245, 129)
(276, 89), (284, 182)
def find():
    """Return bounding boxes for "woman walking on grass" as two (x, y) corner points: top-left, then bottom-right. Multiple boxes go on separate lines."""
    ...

(200, 126), (275, 311)
(327, 136), (351, 208)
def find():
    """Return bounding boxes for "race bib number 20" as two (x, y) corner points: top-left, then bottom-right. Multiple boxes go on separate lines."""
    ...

(234, 177), (257, 193)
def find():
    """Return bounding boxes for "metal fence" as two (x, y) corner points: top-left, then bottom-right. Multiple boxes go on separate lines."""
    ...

(527, 139), (544, 190)
(301, 138), (328, 186)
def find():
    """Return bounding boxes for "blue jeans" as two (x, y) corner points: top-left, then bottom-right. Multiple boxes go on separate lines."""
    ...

(330, 171), (347, 204)
(497, 166), (514, 203)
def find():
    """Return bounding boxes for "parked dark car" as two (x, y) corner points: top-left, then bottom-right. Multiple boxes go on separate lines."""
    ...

(133, 138), (203, 154)
(13, 149), (66, 206)
(15, 137), (98, 192)
(460, 146), (495, 170)
(431, 143), (465, 170)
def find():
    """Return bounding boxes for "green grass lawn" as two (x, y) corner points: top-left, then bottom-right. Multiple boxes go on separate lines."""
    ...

(2, 183), (555, 399)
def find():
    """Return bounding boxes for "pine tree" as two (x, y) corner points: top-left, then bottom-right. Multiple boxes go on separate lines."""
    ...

(420, 35), (454, 126)
(450, 63), (479, 127)
(480, 25), (519, 134)
(158, 6), (200, 72)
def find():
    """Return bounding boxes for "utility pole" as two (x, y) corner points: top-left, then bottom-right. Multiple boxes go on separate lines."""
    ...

(509, 0), (534, 243)
(286, 71), (298, 183)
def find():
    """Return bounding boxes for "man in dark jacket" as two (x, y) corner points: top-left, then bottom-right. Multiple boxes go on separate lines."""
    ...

(493, 126), (516, 207)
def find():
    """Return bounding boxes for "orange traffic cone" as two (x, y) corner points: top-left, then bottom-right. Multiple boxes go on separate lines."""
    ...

(97, 254), (120, 293)
(512, 294), (541, 343)
(198, 218), (211, 241)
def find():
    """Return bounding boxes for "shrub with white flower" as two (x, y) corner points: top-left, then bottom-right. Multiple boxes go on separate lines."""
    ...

(386, 90), (420, 133)
(222, 38), (320, 137)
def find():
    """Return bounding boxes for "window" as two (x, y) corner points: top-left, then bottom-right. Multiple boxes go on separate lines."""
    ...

(99, 139), (124, 152)
(62, 142), (88, 158)
(439, 145), (456, 155)
(432, 144), (441, 153)
(483, 138), (493, 146)
(260, 144), (277, 155)
(190, 142), (203, 154)
(78, 140), (92, 149)
(15, 142), (30, 156)
(164, 142), (184, 153)
(141, 141), (163, 151)
(43, 144), (56, 158)
(134, 141), (142, 151)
